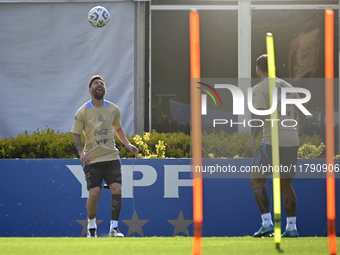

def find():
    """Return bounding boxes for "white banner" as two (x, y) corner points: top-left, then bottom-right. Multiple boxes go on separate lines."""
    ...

(0, 2), (135, 138)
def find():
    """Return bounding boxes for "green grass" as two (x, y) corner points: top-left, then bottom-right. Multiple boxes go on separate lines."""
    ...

(0, 236), (339, 255)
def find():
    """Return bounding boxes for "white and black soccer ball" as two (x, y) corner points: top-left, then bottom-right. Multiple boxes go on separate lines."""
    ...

(88, 6), (110, 28)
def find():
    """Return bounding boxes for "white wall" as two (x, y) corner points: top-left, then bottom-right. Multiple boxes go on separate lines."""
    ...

(0, 1), (135, 138)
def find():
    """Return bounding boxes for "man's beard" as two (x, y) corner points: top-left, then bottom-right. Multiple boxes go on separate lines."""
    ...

(93, 90), (104, 100)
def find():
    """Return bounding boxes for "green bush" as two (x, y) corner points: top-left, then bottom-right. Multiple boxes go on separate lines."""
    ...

(297, 133), (325, 158)
(298, 133), (323, 147)
(113, 130), (190, 158)
(0, 128), (331, 159)
(0, 128), (191, 159)
(0, 128), (80, 159)
(201, 130), (259, 158)
(298, 142), (325, 159)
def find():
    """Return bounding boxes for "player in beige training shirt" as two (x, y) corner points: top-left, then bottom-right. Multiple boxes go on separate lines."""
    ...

(249, 54), (305, 238)
(72, 75), (138, 238)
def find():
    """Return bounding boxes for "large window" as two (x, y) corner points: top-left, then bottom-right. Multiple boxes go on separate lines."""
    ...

(251, 9), (338, 79)
(150, 3), (339, 137)
(251, 9), (339, 140)
(151, 10), (238, 133)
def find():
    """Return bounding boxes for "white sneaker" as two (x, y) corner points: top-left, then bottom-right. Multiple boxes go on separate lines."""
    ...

(87, 228), (97, 238)
(109, 227), (124, 237)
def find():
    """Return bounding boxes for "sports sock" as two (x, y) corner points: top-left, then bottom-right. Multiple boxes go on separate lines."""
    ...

(286, 216), (297, 231)
(261, 213), (273, 227)
(110, 220), (118, 229)
(88, 218), (96, 229)
(111, 194), (122, 221)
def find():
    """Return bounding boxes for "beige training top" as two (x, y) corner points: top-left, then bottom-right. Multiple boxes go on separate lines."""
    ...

(252, 77), (300, 147)
(72, 100), (121, 164)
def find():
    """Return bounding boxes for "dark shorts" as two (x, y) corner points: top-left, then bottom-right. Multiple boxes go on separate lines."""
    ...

(253, 141), (298, 178)
(83, 160), (122, 190)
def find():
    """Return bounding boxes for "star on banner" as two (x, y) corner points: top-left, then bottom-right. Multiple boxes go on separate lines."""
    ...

(76, 217), (104, 237)
(167, 210), (193, 236)
(122, 211), (149, 237)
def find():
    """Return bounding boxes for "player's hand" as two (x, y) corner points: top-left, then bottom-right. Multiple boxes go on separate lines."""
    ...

(79, 151), (90, 165)
(296, 123), (304, 135)
(127, 144), (139, 158)
(249, 137), (257, 152)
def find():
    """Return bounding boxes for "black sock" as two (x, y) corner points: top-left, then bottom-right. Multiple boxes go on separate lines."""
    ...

(111, 194), (122, 221)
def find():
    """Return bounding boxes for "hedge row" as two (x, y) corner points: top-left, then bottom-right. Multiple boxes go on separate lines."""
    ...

(0, 128), (326, 159)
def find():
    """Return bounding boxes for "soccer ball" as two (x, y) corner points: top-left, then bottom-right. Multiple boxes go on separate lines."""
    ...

(88, 6), (110, 28)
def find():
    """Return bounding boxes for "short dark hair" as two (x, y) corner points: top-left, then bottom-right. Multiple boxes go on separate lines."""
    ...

(256, 54), (268, 73)
(89, 75), (105, 88)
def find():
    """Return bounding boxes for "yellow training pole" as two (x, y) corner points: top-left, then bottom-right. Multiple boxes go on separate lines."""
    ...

(266, 32), (281, 250)
(190, 9), (203, 255)
(325, 9), (337, 255)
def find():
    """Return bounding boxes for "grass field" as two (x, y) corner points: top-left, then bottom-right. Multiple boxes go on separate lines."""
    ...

(0, 236), (339, 255)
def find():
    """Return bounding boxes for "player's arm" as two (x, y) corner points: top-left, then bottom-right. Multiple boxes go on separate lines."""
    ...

(294, 105), (306, 135)
(250, 87), (267, 151)
(114, 126), (139, 158)
(74, 133), (90, 165)
(249, 112), (266, 151)
(72, 109), (90, 165)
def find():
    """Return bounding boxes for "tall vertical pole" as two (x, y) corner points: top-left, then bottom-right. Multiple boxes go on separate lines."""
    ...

(266, 32), (281, 251)
(325, 9), (337, 255)
(190, 10), (203, 255)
